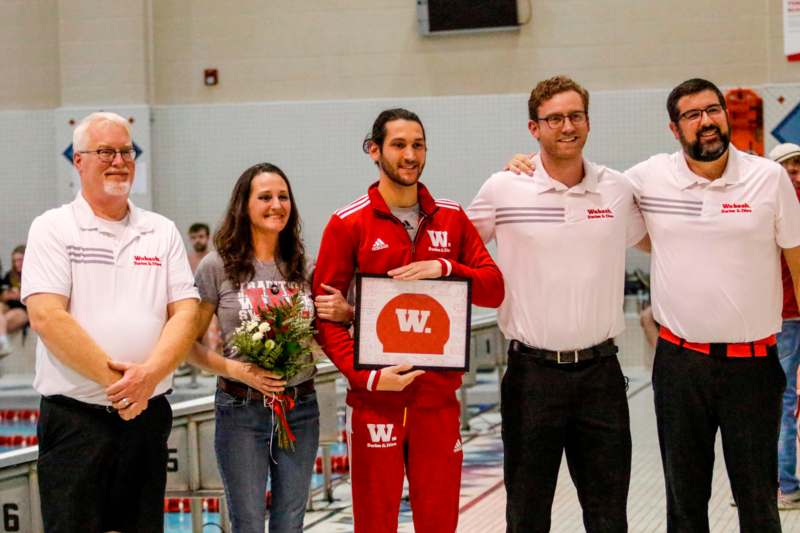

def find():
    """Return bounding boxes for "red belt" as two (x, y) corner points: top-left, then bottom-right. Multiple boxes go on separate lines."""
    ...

(658, 326), (776, 358)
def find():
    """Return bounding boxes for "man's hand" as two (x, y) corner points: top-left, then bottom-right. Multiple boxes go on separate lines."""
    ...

(375, 364), (425, 391)
(233, 362), (287, 395)
(387, 260), (442, 281)
(505, 153), (536, 175)
(315, 283), (354, 323)
(106, 360), (159, 420)
(115, 398), (148, 421)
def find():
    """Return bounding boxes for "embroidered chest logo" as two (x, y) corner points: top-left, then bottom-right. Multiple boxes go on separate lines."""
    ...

(427, 230), (451, 253)
(587, 208), (614, 220)
(721, 202), (752, 214)
(366, 423), (397, 448)
(371, 238), (389, 252)
(133, 255), (161, 266)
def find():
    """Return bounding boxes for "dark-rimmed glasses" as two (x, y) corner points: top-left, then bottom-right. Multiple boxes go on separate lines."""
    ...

(678, 104), (725, 123)
(535, 111), (588, 129)
(78, 148), (136, 163)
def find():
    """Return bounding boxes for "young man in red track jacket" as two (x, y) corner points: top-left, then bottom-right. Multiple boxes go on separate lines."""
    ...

(312, 108), (504, 533)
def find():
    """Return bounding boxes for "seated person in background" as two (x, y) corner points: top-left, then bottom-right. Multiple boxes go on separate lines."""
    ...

(0, 245), (28, 356)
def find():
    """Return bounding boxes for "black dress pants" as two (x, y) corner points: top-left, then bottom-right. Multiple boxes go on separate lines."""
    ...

(502, 348), (631, 533)
(653, 339), (785, 533)
(37, 394), (173, 533)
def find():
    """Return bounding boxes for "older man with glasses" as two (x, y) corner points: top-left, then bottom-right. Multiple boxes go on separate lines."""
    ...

(22, 112), (198, 532)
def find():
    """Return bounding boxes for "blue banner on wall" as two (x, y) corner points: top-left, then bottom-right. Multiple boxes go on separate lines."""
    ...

(772, 103), (800, 143)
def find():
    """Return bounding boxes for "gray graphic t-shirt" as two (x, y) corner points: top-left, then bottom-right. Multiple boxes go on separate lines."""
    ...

(194, 252), (316, 386)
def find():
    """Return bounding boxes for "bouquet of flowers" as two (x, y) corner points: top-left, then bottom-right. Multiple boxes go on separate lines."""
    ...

(230, 292), (316, 449)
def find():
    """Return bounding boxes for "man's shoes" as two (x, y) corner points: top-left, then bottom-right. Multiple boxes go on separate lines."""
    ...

(779, 490), (800, 510)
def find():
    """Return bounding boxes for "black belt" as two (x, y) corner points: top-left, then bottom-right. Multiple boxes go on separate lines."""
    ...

(218, 377), (314, 402)
(45, 390), (172, 413)
(509, 339), (618, 364)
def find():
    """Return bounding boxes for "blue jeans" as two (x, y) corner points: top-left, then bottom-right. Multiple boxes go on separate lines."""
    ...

(214, 388), (320, 533)
(778, 320), (800, 495)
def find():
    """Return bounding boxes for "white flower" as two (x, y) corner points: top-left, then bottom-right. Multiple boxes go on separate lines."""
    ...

(258, 322), (271, 333)
(264, 339), (276, 351)
(245, 321), (258, 332)
(251, 331), (264, 342)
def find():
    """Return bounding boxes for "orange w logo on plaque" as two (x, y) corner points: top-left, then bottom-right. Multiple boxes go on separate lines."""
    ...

(375, 293), (450, 354)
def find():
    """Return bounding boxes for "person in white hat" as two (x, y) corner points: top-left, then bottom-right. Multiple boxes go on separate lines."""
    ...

(770, 143), (800, 189)
(768, 142), (800, 509)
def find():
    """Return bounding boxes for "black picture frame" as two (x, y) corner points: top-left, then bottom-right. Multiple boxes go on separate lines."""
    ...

(353, 273), (472, 372)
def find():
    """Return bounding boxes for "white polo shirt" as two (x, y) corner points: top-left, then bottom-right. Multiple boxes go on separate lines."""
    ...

(468, 155), (646, 351)
(626, 146), (800, 343)
(22, 193), (199, 405)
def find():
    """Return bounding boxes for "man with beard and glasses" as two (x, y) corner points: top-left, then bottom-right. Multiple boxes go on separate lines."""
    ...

(21, 112), (199, 532)
(468, 75), (647, 533)
(312, 108), (504, 533)
(505, 78), (800, 532)
(187, 222), (211, 273)
(627, 79), (800, 532)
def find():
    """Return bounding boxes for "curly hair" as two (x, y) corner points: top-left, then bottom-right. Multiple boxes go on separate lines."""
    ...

(213, 163), (307, 286)
(528, 76), (590, 121)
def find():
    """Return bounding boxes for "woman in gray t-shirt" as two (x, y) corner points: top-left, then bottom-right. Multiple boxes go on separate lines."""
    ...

(188, 162), (348, 532)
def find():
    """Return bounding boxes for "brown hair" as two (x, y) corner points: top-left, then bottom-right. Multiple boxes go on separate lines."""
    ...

(528, 76), (590, 120)
(214, 163), (307, 287)
(7, 244), (25, 289)
(666, 78), (725, 123)
(362, 108), (426, 154)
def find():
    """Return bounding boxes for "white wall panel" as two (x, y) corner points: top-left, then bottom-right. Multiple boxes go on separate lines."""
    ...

(151, 88), (679, 260)
(0, 110), (55, 266)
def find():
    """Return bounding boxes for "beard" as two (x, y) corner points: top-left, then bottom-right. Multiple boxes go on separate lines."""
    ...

(193, 241), (208, 253)
(103, 179), (131, 197)
(680, 124), (730, 162)
(378, 155), (424, 187)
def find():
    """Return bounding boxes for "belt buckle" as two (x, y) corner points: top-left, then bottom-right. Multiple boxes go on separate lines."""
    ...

(556, 350), (579, 364)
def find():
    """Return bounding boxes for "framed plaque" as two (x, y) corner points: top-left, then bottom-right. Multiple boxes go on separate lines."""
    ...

(353, 274), (472, 371)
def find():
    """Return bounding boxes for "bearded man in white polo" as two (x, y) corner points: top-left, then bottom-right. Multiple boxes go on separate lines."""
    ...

(22, 112), (198, 533)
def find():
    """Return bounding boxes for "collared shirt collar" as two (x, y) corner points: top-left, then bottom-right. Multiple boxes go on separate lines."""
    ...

(72, 191), (153, 234)
(672, 145), (743, 190)
(530, 154), (600, 195)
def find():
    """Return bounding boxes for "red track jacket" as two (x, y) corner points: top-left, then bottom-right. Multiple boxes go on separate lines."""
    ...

(312, 182), (504, 408)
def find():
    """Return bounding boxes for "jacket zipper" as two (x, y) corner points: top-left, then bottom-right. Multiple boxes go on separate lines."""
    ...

(410, 213), (429, 257)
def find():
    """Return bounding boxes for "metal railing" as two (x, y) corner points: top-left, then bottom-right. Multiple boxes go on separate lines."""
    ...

(0, 314), (504, 533)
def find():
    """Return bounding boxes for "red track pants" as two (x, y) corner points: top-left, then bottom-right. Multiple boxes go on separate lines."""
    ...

(346, 396), (463, 533)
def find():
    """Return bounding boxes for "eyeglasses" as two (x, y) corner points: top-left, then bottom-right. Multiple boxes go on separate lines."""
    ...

(678, 104), (725, 122)
(535, 111), (588, 129)
(78, 148), (136, 163)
